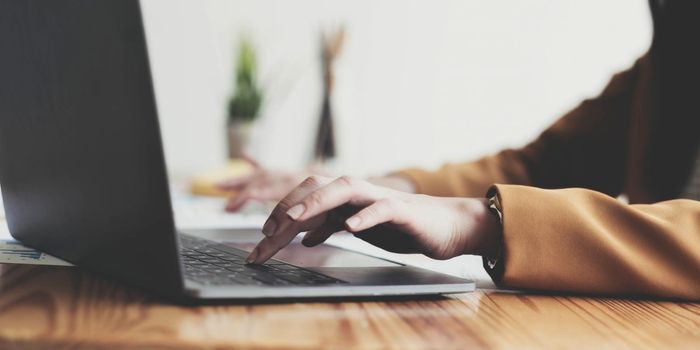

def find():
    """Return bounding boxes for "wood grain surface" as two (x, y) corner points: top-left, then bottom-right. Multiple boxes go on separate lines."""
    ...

(0, 264), (698, 350)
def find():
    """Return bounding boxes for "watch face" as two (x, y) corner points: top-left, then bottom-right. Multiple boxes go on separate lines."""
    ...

(488, 195), (503, 224)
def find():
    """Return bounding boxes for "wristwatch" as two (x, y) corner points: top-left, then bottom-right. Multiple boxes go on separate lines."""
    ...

(485, 192), (504, 270)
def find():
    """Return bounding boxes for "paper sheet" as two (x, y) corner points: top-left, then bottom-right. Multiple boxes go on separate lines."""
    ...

(0, 239), (72, 266)
(0, 196), (71, 266)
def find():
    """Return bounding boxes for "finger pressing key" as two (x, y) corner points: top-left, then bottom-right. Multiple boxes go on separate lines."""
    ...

(262, 175), (331, 237)
(246, 235), (290, 264)
(249, 213), (328, 263)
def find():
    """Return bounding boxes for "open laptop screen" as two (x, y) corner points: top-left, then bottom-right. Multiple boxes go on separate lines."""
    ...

(0, 0), (184, 298)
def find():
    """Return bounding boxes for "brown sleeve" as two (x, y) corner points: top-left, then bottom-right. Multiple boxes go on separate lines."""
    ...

(486, 184), (700, 300)
(398, 54), (648, 198)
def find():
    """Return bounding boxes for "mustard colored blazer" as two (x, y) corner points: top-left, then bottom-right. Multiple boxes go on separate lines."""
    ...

(399, 53), (700, 300)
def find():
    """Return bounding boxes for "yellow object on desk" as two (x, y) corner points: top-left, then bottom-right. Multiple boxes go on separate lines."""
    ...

(189, 159), (254, 197)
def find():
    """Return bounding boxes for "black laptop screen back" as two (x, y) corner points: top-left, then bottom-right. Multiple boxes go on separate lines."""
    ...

(0, 0), (183, 297)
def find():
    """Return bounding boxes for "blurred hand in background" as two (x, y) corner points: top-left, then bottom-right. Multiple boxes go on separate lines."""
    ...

(217, 156), (320, 212)
(218, 156), (416, 212)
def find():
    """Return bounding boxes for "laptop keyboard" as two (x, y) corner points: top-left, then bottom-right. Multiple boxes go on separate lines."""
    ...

(179, 234), (346, 287)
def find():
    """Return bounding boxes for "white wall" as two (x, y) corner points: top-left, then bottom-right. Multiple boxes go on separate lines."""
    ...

(141, 0), (652, 179)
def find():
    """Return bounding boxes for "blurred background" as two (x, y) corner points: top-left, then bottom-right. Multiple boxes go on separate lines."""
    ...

(140, 0), (652, 181)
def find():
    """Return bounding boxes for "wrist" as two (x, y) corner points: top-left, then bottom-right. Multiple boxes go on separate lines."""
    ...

(461, 198), (502, 257)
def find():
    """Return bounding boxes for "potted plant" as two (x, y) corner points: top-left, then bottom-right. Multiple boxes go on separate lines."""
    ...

(227, 38), (263, 159)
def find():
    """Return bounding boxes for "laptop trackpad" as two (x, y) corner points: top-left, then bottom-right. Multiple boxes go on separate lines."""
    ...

(182, 228), (401, 268)
(227, 241), (401, 268)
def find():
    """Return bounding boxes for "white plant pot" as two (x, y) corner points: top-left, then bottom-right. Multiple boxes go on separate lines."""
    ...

(227, 120), (253, 159)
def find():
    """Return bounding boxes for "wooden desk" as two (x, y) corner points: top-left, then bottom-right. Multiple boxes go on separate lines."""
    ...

(0, 264), (698, 349)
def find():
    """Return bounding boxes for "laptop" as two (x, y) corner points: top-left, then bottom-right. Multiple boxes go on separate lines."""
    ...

(0, 0), (474, 301)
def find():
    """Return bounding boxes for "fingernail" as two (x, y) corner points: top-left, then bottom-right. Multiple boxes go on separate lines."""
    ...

(262, 218), (277, 237)
(346, 216), (361, 230)
(246, 248), (259, 264)
(286, 204), (306, 220)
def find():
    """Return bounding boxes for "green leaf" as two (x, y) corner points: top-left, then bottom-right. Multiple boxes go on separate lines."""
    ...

(228, 37), (263, 122)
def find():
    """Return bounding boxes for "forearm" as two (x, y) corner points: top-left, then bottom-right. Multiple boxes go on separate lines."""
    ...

(489, 184), (700, 300)
(396, 150), (532, 197)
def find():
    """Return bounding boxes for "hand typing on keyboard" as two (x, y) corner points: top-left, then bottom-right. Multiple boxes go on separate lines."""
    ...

(244, 175), (503, 265)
